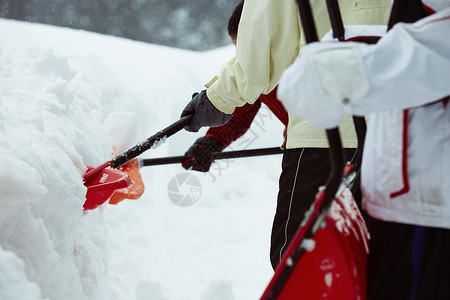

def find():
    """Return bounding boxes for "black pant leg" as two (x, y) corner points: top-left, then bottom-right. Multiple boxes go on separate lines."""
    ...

(366, 219), (414, 300)
(270, 147), (357, 269)
(270, 148), (331, 269)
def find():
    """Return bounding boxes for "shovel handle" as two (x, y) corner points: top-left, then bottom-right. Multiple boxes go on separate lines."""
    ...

(325, 0), (345, 40)
(140, 147), (284, 167)
(84, 115), (193, 185)
(110, 115), (193, 169)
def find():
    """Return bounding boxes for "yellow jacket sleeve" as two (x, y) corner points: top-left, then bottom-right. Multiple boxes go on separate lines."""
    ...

(207, 0), (300, 114)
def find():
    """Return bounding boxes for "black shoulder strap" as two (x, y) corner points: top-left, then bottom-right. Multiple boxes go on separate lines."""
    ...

(388, 0), (431, 30)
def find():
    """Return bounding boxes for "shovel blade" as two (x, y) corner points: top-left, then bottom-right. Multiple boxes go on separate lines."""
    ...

(84, 166), (131, 210)
(260, 188), (369, 299)
(109, 158), (145, 205)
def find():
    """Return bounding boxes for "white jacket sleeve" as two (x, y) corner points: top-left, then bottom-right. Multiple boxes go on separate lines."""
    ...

(278, 8), (450, 129)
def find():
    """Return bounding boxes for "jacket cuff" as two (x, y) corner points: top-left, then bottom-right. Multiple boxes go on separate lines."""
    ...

(206, 89), (236, 114)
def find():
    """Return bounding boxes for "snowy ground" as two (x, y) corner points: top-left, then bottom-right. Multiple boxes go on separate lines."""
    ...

(0, 19), (285, 300)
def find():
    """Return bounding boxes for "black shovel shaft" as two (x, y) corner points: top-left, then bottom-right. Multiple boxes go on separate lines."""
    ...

(325, 0), (345, 40)
(297, 0), (319, 43)
(110, 115), (193, 169)
(140, 147), (284, 167)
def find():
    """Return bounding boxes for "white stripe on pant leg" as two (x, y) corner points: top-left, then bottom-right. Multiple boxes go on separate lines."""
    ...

(279, 148), (305, 263)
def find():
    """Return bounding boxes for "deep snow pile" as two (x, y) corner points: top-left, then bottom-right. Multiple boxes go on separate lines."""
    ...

(0, 19), (284, 300)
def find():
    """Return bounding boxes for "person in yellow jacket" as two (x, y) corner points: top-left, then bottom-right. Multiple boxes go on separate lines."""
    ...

(181, 0), (391, 269)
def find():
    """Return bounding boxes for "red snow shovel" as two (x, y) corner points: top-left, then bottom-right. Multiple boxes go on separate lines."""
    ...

(83, 115), (193, 210)
(84, 166), (132, 210)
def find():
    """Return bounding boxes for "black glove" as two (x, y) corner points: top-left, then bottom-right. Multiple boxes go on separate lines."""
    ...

(181, 90), (233, 132)
(182, 136), (223, 172)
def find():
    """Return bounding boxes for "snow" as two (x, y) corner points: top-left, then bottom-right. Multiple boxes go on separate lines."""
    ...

(0, 18), (285, 299)
(300, 239), (316, 252)
(324, 272), (333, 288)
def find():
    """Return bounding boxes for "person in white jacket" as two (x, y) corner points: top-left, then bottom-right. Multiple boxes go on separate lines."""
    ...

(278, 1), (450, 299)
